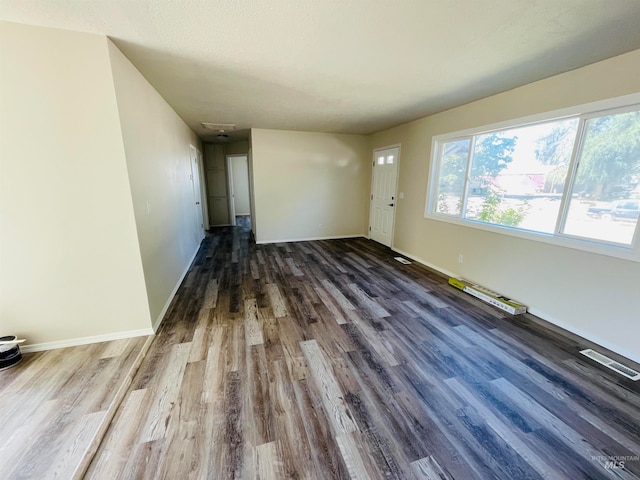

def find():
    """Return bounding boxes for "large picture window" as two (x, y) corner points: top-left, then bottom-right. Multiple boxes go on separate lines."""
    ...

(428, 103), (640, 250)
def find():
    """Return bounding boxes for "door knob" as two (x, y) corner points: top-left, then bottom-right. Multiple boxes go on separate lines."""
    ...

(388, 203), (394, 207)
(196, 202), (200, 205)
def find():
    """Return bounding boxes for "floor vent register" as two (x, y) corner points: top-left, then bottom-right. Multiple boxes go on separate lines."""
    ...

(394, 257), (412, 265)
(580, 348), (640, 381)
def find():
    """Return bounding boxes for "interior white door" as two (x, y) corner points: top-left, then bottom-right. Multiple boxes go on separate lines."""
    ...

(226, 156), (237, 226)
(189, 145), (205, 241)
(197, 148), (209, 229)
(369, 146), (399, 247)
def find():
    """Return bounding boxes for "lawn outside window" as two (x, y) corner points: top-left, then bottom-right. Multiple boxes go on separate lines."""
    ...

(426, 95), (640, 261)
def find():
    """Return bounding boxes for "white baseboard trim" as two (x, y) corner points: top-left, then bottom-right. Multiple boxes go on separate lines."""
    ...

(20, 328), (154, 353)
(391, 247), (457, 278)
(527, 307), (640, 365)
(20, 244), (200, 353)
(391, 247), (640, 365)
(256, 234), (365, 245)
(152, 246), (200, 332)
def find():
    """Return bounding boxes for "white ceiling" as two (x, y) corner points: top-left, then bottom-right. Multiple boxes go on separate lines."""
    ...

(2, 1), (640, 142)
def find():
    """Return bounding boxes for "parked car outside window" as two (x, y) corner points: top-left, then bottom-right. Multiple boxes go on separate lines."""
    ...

(587, 199), (640, 221)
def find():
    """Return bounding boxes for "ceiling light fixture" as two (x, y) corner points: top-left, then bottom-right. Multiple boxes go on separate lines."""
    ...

(201, 122), (235, 131)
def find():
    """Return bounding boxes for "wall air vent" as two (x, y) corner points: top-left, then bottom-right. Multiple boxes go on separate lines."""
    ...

(580, 349), (640, 381)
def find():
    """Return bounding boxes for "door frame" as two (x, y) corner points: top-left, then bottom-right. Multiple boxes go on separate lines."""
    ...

(189, 144), (205, 240)
(248, 148), (257, 236)
(225, 155), (238, 226)
(368, 144), (401, 248)
(196, 148), (209, 230)
(226, 153), (251, 227)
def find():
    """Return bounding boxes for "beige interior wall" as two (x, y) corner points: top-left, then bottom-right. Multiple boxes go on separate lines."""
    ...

(0, 23), (152, 345)
(251, 129), (370, 243)
(371, 49), (640, 362)
(107, 41), (203, 328)
(224, 140), (250, 155)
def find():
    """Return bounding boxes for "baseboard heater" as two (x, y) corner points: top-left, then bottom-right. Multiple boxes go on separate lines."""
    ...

(580, 349), (640, 381)
(448, 277), (527, 315)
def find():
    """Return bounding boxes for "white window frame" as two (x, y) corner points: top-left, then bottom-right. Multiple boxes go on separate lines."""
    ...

(425, 93), (640, 263)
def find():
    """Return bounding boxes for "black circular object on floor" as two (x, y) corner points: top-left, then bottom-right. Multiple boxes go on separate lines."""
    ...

(0, 336), (23, 371)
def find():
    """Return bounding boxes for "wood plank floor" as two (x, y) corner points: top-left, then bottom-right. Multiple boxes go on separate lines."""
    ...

(4, 217), (639, 479)
(0, 336), (151, 480)
(85, 220), (640, 479)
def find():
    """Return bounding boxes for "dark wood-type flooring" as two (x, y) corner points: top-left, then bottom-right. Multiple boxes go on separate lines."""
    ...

(8, 217), (640, 479)
(87, 218), (640, 479)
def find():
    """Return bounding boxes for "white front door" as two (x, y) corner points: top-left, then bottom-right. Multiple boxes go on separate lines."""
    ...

(369, 146), (399, 247)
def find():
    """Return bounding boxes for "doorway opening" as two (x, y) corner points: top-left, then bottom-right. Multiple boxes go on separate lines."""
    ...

(226, 154), (252, 228)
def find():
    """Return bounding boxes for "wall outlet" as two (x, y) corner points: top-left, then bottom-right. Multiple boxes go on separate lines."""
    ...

(458, 254), (464, 263)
